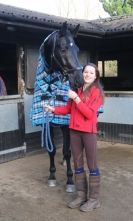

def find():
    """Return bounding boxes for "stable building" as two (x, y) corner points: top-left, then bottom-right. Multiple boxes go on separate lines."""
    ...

(0, 3), (133, 163)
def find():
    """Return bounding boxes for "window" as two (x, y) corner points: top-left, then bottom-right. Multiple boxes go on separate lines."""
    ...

(98, 60), (118, 77)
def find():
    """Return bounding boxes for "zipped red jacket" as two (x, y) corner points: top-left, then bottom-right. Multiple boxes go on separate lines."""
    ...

(54, 86), (103, 133)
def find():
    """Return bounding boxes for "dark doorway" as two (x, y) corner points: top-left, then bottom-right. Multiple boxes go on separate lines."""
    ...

(0, 43), (17, 95)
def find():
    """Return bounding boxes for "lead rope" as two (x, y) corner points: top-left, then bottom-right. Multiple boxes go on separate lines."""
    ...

(41, 94), (57, 152)
(41, 110), (54, 153)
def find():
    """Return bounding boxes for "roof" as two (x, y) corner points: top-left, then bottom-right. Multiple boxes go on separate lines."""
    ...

(93, 15), (133, 35)
(0, 3), (133, 37)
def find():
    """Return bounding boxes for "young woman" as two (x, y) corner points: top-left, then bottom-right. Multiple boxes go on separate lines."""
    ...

(45, 63), (104, 212)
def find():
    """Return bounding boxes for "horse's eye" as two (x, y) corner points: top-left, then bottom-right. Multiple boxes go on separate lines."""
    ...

(70, 42), (73, 46)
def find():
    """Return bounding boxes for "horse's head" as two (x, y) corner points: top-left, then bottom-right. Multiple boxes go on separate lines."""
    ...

(41, 22), (83, 90)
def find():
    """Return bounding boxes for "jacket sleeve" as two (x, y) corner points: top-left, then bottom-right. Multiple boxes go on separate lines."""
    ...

(76, 88), (103, 120)
(54, 99), (72, 115)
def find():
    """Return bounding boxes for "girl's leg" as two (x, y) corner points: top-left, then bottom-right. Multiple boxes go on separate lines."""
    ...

(80, 133), (101, 212)
(70, 129), (84, 169)
(83, 133), (97, 170)
(68, 130), (87, 209)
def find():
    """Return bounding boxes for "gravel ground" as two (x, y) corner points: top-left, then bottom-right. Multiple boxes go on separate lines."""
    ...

(0, 141), (133, 221)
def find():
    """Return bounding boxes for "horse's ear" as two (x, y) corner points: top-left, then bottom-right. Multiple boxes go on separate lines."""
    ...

(60, 21), (68, 36)
(71, 24), (80, 38)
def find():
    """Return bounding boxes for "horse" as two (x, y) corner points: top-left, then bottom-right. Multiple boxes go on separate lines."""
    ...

(31, 22), (83, 192)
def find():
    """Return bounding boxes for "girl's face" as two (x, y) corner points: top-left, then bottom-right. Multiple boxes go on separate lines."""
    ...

(83, 65), (96, 85)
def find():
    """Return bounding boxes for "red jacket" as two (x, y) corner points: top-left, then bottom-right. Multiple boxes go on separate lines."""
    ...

(54, 86), (103, 133)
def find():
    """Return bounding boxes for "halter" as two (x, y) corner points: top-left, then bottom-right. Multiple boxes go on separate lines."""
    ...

(50, 32), (82, 76)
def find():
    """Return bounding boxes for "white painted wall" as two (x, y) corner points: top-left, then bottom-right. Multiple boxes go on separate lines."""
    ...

(99, 97), (133, 125)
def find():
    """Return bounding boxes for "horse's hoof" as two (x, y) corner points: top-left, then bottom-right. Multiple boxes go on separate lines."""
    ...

(66, 184), (75, 193)
(48, 179), (57, 187)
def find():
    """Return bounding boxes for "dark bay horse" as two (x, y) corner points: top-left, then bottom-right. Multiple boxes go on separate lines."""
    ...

(31, 22), (83, 192)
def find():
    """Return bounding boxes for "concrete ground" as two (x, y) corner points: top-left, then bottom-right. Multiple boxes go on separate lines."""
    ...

(0, 141), (133, 221)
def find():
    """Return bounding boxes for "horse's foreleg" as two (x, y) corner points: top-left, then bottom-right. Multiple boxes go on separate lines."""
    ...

(47, 126), (57, 187)
(61, 125), (75, 192)
(48, 149), (56, 186)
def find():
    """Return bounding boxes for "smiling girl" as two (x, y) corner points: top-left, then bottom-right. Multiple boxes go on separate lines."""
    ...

(45, 63), (104, 212)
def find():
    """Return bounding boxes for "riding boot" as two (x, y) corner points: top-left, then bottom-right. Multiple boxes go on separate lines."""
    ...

(80, 172), (101, 212)
(68, 170), (87, 209)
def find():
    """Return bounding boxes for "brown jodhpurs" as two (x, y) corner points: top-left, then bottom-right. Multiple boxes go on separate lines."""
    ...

(68, 129), (101, 211)
(70, 129), (98, 170)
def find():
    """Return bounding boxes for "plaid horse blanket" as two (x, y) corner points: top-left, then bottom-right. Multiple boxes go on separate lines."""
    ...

(30, 36), (70, 126)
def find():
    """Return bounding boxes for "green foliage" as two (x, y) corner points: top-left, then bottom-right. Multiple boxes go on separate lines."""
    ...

(100, 0), (133, 16)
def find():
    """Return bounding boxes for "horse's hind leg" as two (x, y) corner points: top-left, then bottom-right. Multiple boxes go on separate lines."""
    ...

(47, 126), (57, 187)
(61, 125), (75, 192)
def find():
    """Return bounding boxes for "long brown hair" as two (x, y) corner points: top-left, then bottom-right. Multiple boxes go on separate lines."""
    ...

(82, 62), (104, 101)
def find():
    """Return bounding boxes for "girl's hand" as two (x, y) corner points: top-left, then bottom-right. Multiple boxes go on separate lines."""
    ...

(68, 89), (81, 104)
(68, 89), (78, 100)
(44, 105), (55, 113)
